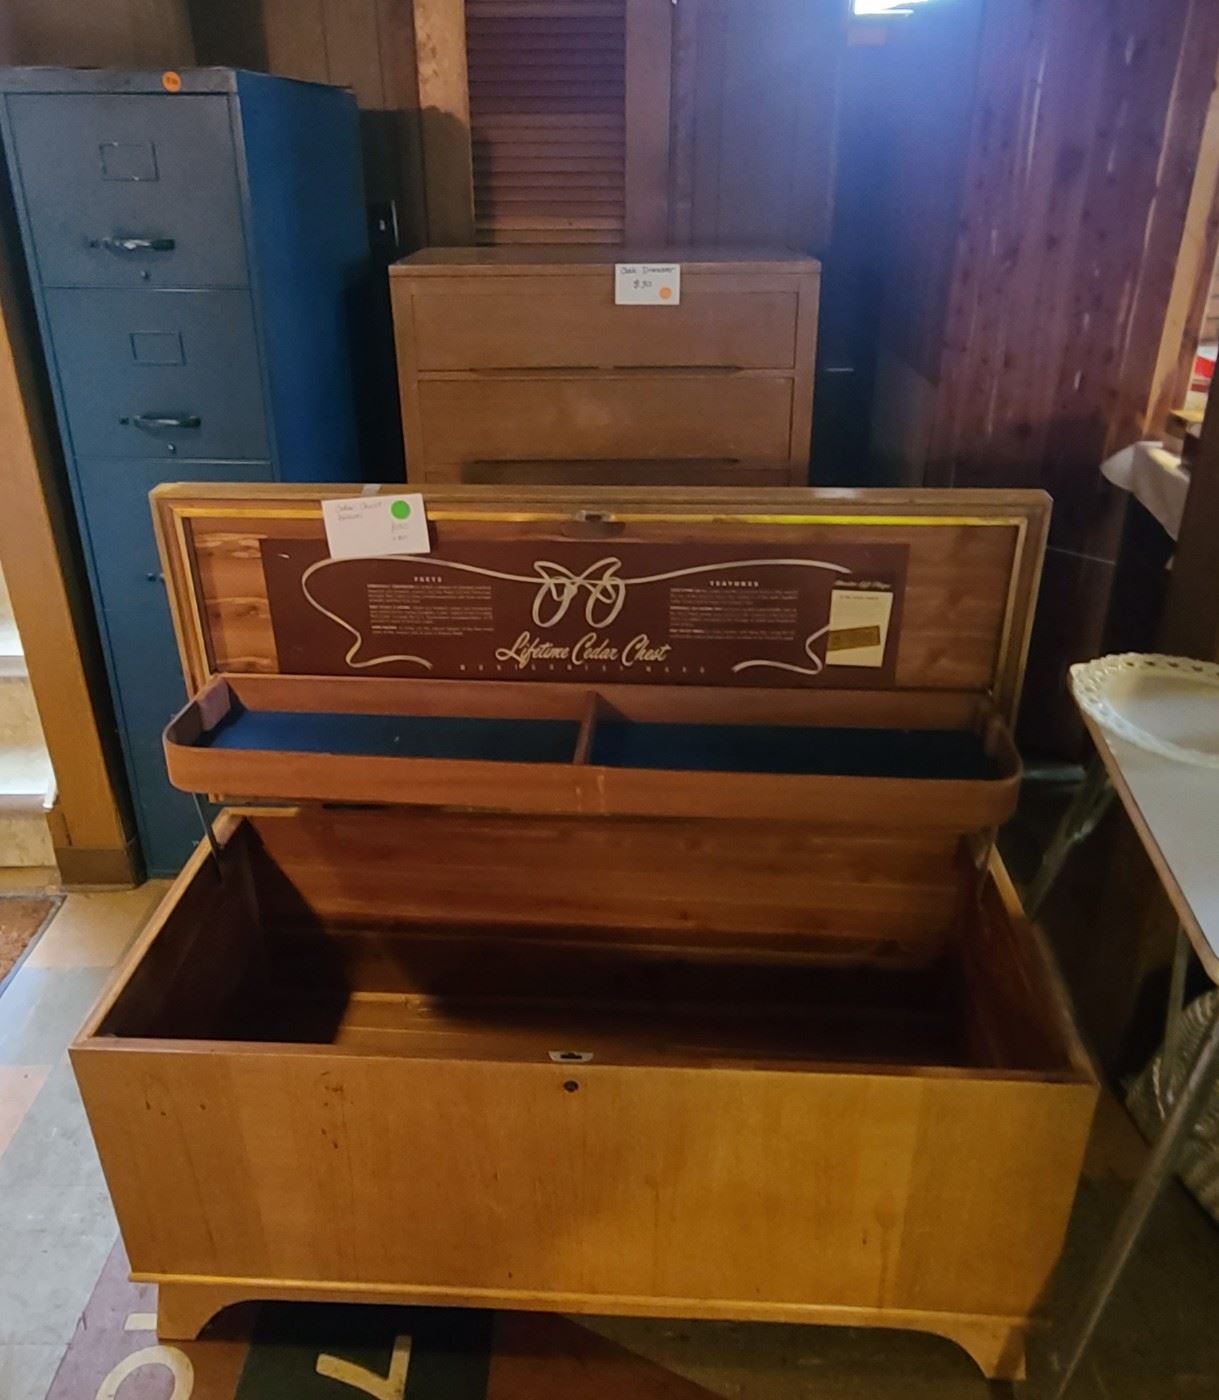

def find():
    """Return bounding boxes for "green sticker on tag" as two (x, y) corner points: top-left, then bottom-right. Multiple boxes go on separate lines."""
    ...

(390, 500), (411, 520)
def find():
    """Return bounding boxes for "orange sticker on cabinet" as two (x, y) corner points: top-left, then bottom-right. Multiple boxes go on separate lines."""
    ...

(161, 71), (183, 93)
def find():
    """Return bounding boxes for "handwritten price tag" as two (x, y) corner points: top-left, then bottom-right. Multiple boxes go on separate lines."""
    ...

(615, 262), (681, 306)
(322, 494), (430, 560)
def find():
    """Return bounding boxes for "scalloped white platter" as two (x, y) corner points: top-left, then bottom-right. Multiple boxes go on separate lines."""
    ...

(1070, 654), (1219, 768)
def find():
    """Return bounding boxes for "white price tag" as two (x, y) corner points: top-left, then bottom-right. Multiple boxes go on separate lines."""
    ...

(615, 262), (681, 306)
(322, 493), (430, 560)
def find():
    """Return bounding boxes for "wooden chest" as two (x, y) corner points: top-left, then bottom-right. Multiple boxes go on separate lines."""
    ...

(71, 484), (1095, 1382)
(390, 249), (820, 487)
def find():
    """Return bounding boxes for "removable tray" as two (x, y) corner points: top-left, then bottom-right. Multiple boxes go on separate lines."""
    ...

(164, 674), (1022, 828)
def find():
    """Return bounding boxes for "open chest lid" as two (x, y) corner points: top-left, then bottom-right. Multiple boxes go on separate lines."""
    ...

(152, 483), (1049, 829)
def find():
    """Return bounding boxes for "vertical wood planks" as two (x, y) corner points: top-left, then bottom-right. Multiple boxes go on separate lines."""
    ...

(0, 0), (193, 67)
(258, 0), (330, 82)
(926, 0), (1219, 550)
(320, 0), (387, 107)
(669, 0), (840, 253)
(413, 0), (476, 243)
(623, 0), (672, 243)
(666, 0), (697, 244)
(196, 0), (429, 250)
(874, 0), (1219, 747)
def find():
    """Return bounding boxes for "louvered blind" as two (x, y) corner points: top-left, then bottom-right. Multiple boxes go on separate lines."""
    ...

(465, 0), (627, 244)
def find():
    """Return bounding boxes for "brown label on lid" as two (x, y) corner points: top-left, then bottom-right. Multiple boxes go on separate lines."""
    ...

(261, 537), (908, 688)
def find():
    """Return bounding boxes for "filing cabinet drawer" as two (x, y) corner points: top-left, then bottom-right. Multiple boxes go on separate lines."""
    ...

(99, 601), (202, 871)
(46, 289), (269, 460)
(4, 93), (247, 289)
(76, 459), (274, 613)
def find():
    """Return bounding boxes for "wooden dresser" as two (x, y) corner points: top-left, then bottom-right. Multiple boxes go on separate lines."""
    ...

(71, 483), (1095, 1383)
(390, 249), (819, 486)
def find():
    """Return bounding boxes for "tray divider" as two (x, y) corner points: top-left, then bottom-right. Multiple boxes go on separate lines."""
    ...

(573, 690), (601, 765)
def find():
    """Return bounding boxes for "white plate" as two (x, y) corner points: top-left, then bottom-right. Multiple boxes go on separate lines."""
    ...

(1071, 654), (1219, 767)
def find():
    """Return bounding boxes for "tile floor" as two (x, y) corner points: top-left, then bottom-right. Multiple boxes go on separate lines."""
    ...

(1, 877), (1219, 1398)
(0, 882), (165, 1400)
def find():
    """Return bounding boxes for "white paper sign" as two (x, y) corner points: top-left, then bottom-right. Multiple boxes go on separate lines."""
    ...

(825, 583), (894, 669)
(615, 262), (681, 306)
(322, 493), (430, 559)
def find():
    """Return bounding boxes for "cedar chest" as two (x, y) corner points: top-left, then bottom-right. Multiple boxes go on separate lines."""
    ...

(71, 484), (1095, 1382)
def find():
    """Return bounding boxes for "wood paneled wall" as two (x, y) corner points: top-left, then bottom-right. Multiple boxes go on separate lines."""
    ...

(190, 0), (428, 250)
(867, 5), (984, 484)
(668, 0), (839, 252)
(194, 0), (843, 256)
(874, 0), (1219, 752)
(0, 0), (192, 67)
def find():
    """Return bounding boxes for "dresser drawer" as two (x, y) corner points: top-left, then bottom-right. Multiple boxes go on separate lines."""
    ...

(45, 289), (269, 460)
(404, 279), (801, 370)
(4, 93), (247, 289)
(417, 375), (794, 465)
(392, 248), (820, 487)
(76, 459), (274, 613)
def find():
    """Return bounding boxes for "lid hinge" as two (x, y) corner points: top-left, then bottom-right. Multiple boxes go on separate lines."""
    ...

(967, 827), (997, 902)
(192, 793), (226, 876)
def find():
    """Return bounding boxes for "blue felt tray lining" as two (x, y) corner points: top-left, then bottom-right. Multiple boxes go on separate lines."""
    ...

(197, 707), (998, 780)
(590, 722), (997, 779)
(201, 710), (582, 764)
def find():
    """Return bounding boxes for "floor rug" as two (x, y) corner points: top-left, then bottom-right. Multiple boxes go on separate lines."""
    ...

(57, 1162), (1219, 1400)
(0, 894), (59, 987)
(47, 1242), (719, 1400)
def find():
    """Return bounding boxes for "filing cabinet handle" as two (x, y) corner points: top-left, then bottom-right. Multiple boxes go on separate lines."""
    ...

(121, 413), (202, 431)
(98, 236), (176, 255)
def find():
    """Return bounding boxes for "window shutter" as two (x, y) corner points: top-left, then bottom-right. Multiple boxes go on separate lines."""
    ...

(465, 0), (627, 244)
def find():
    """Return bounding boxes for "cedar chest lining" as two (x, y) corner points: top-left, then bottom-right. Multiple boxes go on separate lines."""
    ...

(94, 810), (1077, 1077)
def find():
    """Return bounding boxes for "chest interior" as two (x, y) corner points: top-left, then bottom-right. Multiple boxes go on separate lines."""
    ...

(88, 484), (1082, 1083)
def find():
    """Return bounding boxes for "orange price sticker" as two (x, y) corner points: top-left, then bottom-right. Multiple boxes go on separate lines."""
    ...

(161, 71), (183, 93)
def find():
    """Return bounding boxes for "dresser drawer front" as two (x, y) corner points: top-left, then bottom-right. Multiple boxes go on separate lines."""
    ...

(417, 376), (794, 464)
(406, 283), (801, 370)
(45, 289), (269, 460)
(5, 93), (248, 289)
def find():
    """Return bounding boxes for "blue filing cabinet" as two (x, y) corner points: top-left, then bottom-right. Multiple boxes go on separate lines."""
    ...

(0, 68), (369, 874)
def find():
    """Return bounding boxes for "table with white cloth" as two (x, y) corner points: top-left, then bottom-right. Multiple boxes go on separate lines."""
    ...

(1034, 676), (1219, 1398)
(1101, 442), (1192, 542)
